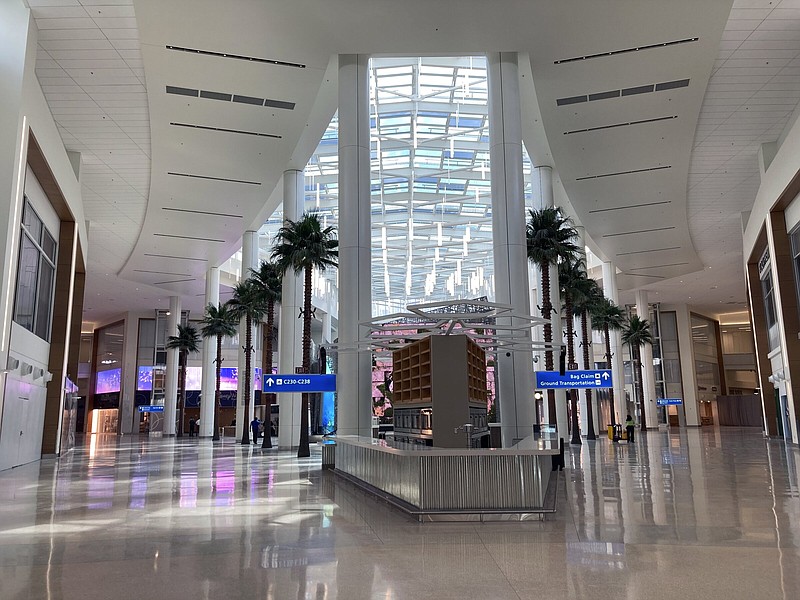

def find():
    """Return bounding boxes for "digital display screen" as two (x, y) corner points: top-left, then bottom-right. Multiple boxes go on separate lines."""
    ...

(137, 366), (153, 391)
(96, 368), (121, 394)
(135, 365), (263, 392)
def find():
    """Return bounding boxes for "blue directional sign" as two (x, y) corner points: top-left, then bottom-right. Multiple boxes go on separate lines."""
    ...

(138, 405), (164, 413)
(535, 369), (612, 389)
(656, 397), (683, 406)
(263, 373), (337, 393)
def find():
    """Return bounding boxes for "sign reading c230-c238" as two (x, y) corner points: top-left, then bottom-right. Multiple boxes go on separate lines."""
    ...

(535, 370), (612, 389)
(263, 374), (337, 393)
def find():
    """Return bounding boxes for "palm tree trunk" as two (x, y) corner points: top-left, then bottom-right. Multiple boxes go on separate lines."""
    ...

(298, 266), (312, 458)
(540, 260), (556, 426)
(240, 314), (252, 445)
(262, 300), (274, 449)
(581, 308), (596, 440)
(212, 335), (222, 441)
(178, 353), (186, 438)
(604, 323), (616, 428)
(635, 344), (647, 432)
(566, 294), (581, 445)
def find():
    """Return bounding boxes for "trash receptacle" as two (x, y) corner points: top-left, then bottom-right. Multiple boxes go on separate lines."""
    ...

(607, 425), (615, 440)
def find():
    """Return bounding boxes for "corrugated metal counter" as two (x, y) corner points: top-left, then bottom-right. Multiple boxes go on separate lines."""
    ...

(331, 435), (559, 519)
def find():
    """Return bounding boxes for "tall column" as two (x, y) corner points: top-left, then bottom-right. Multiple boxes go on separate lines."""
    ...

(635, 290), (659, 428)
(322, 311), (332, 344)
(602, 262), (625, 426)
(488, 52), (535, 446)
(236, 230), (258, 441)
(574, 226), (591, 437)
(164, 296), (181, 436)
(200, 266), (219, 437)
(278, 170), (304, 447)
(119, 312), (139, 435)
(338, 54), (373, 437)
(674, 304), (700, 426)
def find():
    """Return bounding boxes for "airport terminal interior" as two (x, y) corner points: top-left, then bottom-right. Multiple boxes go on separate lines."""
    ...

(3, 0), (800, 598)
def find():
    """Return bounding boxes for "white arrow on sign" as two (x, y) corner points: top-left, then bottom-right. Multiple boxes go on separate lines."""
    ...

(266, 378), (274, 387)
(602, 372), (610, 379)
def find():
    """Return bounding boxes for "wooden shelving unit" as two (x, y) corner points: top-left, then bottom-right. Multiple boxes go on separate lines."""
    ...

(392, 335), (489, 448)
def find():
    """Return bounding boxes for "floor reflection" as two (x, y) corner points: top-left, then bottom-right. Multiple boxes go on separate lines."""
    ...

(0, 428), (798, 599)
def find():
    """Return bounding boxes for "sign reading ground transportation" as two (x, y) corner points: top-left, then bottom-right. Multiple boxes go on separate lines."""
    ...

(656, 397), (683, 406)
(263, 373), (337, 393)
(535, 370), (612, 389)
(138, 405), (164, 413)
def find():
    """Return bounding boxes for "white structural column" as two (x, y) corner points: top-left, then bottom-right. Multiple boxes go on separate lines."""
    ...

(278, 170), (304, 447)
(200, 267), (219, 437)
(337, 54), (373, 437)
(674, 304), (700, 426)
(236, 230), (258, 441)
(636, 290), (659, 428)
(119, 314), (139, 435)
(488, 52), (535, 446)
(164, 296), (181, 435)
(602, 262), (625, 426)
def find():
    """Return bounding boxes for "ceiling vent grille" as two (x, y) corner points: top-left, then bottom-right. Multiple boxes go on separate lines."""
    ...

(153, 233), (226, 243)
(166, 45), (306, 69)
(616, 246), (680, 256)
(554, 37), (699, 64)
(588, 200), (672, 214)
(628, 261), (690, 270)
(162, 207), (243, 219)
(167, 86), (295, 111)
(576, 165), (671, 181)
(557, 79), (689, 106)
(603, 226), (675, 238)
(143, 253), (208, 262)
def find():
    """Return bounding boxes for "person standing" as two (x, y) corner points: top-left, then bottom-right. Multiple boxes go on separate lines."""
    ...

(251, 417), (260, 444)
(188, 418), (196, 437)
(625, 414), (635, 444)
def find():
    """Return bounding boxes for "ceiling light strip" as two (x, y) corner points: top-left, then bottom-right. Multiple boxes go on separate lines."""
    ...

(152, 278), (196, 285)
(589, 200), (672, 214)
(153, 233), (226, 243)
(170, 122), (281, 139)
(565, 115), (677, 135)
(143, 253), (208, 262)
(624, 273), (665, 279)
(616, 246), (681, 256)
(166, 45), (306, 69)
(162, 207), (243, 218)
(628, 261), (690, 270)
(554, 37), (699, 64)
(133, 269), (192, 276)
(577, 165), (671, 181)
(167, 172), (261, 185)
(603, 226), (675, 238)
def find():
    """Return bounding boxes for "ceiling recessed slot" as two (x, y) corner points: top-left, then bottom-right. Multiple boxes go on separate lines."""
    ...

(200, 90), (232, 102)
(603, 226), (676, 238)
(556, 95), (587, 106)
(264, 99), (296, 110)
(656, 79), (690, 91)
(622, 84), (654, 96)
(576, 165), (671, 181)
(588, 90), (620, 101)
(617, 246), (681, 256)
(565, 115), (677, 135)
(589, 200), (672, 213)
(624, 273), (665, 279)
(167, 172), (261, 185)
(133, 269), (192, 276)
(165, 45), (306, 69)
(166, 86), (198, 97)
(233, 94), (264, 106)
(554, 37), (699, 64)
(154, 233), (226, 243)
(163, 207), (243, 218)
(153, 278), (196, 286)
(170, 122), (281, 139)
(628, 261), (690, 270)
(143, 253), (207, 262)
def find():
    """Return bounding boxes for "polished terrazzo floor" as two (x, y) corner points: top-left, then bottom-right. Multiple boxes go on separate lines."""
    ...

(0, 428), (798, 599)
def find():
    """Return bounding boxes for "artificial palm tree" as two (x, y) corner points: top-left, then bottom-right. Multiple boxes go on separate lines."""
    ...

(526, 207), (579, 426)
(591, 297), (625, 428)
(229, 279), (268, 445)
(272, 212), (338, 458)
(166, 323), (201, 438)
(200, 302), (238, 441)
(250, 260), (283, 449)
(574, 276), (604, 440)
(622, 314), (654, 433)
(559, 257), (585, 445)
